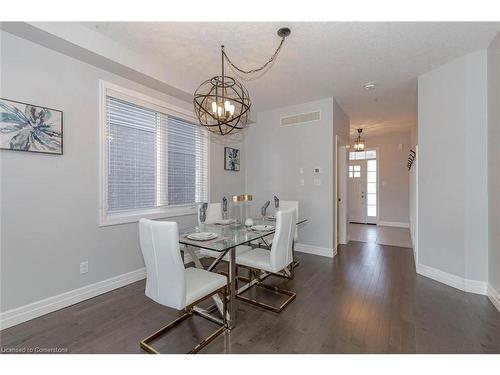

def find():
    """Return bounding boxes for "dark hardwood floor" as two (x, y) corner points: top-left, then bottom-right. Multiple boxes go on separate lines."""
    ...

(2, 241), (500, 354)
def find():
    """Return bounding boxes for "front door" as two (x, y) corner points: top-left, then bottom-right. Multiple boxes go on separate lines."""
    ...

(348, 149), (378, 224)
(348, 160), (366, 223)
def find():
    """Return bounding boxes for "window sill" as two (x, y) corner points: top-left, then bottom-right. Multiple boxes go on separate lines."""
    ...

(99, 205), (198, 227)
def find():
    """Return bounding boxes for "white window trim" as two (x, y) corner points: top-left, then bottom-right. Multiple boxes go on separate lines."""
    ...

(98, 80), (210, 227)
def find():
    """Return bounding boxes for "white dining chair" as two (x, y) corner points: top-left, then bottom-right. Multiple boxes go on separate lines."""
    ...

(235, 208), (297, 313)
(279, 201), (299, 242)
(253, 200), (299, 248)
(199, 202), (223, 225)
(138, 219), (227, 354)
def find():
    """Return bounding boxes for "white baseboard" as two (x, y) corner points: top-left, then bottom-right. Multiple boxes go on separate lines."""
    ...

(488, 284), (500, 312)
(416, 263), (487, 295)
(1, 250), (204, 331)
(377, 221), (410, 228)
(0, 267), (146, 331)
(295, 243), (335, 258)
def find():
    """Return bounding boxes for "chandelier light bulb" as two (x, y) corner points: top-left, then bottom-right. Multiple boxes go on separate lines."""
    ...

(211, 101), (218, 114)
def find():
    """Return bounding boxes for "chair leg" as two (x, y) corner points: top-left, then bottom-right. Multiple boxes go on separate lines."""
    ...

(140, 312), (192, 354)
(236, 269), (296, 314)
(140, 287), (227, 354)
(237, 263), (294, 280)
(291, 241), (300, 271)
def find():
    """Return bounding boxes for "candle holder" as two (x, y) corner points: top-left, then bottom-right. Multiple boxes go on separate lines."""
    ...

(230, 194), (253, 229)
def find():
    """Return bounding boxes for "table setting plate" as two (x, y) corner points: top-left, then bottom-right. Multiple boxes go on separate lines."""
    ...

(186, 232), (218, 241)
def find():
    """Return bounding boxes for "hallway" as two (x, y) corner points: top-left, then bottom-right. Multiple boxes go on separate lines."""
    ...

(349, 223), (413, 248)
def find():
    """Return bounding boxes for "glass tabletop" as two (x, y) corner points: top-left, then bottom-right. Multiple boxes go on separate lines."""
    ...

(179, 218), (307, 252)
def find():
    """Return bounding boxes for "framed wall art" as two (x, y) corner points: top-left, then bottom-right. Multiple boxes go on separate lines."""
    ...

(224, 147), (240, 171)
(0, 98), (63, 155)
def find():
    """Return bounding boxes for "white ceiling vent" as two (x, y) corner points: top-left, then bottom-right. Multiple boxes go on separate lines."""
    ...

(280, 110), (321, 127)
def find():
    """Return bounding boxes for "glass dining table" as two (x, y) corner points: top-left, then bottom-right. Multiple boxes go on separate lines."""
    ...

(179, 218), (307, 329)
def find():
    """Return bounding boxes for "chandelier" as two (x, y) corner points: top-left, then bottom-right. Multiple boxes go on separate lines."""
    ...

(353, 128), (366, 152)
(193, 27), (291, 136)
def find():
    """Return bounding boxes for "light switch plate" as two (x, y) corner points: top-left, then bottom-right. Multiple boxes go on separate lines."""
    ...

(299, 167), (304, 174)
(300, 178), (305, 186)
(314, 177), (321, 186)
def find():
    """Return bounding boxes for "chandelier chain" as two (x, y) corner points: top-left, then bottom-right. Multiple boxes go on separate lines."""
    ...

(222, 36), (286, 76)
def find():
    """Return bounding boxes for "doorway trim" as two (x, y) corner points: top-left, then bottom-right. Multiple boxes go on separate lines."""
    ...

(335, 135), (348, 249)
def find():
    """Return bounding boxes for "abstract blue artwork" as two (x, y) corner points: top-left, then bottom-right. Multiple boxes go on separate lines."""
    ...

(224, 147), (240, 171)
(0, 98), (63, 155)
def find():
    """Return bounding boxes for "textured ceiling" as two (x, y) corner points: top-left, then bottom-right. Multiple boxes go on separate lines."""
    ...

(349, 123), (414, 139)
(83, 22), (500, 132)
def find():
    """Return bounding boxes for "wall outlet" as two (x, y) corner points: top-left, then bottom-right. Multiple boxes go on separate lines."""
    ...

(80, 261), (89, 275)
(299, 167), (304, 174)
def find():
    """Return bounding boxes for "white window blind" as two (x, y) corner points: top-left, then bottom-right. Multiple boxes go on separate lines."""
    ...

(105, 95), (208, 215)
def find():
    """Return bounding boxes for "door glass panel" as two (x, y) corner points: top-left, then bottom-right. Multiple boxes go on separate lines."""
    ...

(367, 160), (376, 172)
(367, 193), (376, 205)
(353, 171), (361, 178)
(367, 182), (376, 194)
(366, 157), (377, 218)
(353, 165), (361, 172)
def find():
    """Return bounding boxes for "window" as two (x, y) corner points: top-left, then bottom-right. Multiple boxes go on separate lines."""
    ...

(366, 159), (377, 217)
(349, 165), (361, 178)
(349, 149), (377, 161)
(100, 81), (209, 226)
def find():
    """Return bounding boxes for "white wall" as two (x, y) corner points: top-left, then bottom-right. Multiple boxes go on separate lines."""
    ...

(418, 50), (488, 283)
(351, 131), (411, 224)
(209, 139), (245, 202)
(0, 31), (244, 313)
(488, 32), (500, 299)
(244, 97), (349, 251)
